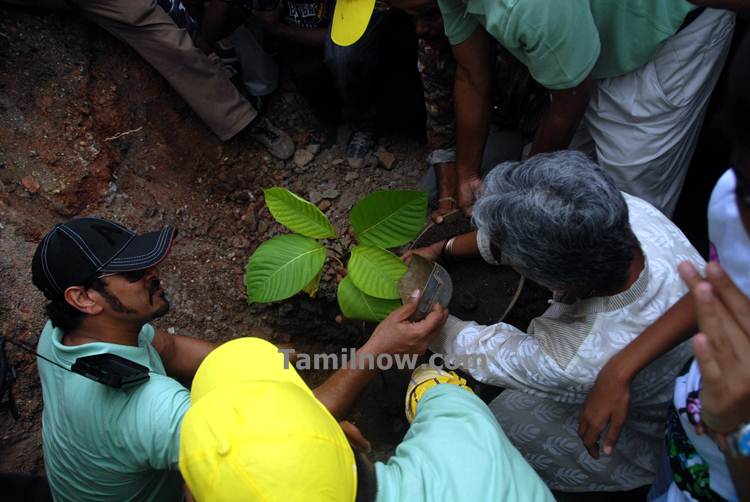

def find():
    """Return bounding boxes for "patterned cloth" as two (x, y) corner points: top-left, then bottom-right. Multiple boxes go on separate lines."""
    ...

(417, 39), (548, 166)
(650, 360), (738, 501)
(431, 194), (704, 491)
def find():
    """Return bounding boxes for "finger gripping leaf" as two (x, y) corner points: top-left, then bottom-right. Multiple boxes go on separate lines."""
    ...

(263, 187), (336, 239)
(246, 234), (326, 303)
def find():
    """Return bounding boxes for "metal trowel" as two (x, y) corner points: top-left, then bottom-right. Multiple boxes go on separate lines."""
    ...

(398, 254), (453, 321)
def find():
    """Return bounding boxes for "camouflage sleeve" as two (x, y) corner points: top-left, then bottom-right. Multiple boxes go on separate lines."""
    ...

(490, 47), (549, 137)
(418, 39), (457, 163)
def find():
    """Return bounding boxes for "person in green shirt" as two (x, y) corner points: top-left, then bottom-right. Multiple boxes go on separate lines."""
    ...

(30, 217), (454, 501)
(31, 217), (217, 502)
(331, 0), (740, 218)
(178, 334), (555, 501)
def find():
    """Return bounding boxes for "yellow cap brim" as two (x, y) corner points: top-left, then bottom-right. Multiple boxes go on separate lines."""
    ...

(331, 0), (376, 47)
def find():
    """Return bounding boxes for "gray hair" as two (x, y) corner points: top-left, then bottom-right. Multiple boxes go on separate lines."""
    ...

(473, 150), (638, 293)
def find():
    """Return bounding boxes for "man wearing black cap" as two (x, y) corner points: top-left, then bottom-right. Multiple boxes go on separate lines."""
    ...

(30, 217), (215, 502)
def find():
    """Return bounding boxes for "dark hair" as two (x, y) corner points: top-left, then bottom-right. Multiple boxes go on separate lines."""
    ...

(45, 279), (107, 332)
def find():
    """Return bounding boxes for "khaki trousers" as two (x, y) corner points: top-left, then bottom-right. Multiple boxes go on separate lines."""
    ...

(7, 0), (256, 140)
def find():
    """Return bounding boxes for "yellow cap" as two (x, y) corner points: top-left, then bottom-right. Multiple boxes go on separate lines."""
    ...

(179, 338), (357, 502)
(331, 0), (376, 47)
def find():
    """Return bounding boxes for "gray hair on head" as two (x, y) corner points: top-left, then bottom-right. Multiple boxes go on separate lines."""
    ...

(473, 150), (638, 293)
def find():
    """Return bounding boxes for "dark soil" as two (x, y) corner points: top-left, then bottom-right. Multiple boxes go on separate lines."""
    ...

(0, 4), (540, 477)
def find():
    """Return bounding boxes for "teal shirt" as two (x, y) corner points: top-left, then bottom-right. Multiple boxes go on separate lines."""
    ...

(375, 385), (554, 502)
(438, 0), (696, 89)
(37, 321), (190, 502)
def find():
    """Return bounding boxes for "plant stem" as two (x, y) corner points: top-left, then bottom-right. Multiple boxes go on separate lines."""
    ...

(330, 254), (345, 270)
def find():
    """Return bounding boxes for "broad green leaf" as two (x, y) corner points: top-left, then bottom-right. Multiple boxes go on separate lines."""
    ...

(302, 269), (323, 298)
(337, 276), (401, 322)
(347, 245), (407, 300)
(263, 187), (336, 239)
(350, 190), (427, 248)
(246, 234), (326, 303)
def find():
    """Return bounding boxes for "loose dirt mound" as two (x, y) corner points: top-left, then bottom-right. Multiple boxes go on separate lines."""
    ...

(0, 4), (543, 474)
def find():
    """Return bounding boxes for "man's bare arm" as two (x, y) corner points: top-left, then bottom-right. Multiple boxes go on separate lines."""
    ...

(529, 76), (593, 156)
(314, 293), (448, 419)
(452, 27), (493, 212)
(152, 330), (216, 381)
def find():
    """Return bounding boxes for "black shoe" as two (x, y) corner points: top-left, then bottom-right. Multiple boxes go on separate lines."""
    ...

(346, 129), (375, 168)
(247, 116), (295, 160)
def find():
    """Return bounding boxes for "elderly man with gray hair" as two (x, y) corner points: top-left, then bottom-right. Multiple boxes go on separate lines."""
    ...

(409, 150), (704, 493)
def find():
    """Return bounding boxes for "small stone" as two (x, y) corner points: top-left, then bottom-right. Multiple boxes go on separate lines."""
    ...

(318, 200), (332, 212)
(344, 172), (359, 182)
(293, 148), (314, 168)
(20, 176), (40, 193)
(272, 170), (288, 181)
(376, 148), (396, 170)
(305, 143), (321, 156)
(332, 158), (345, 166)
(257, 220), (269, 235)
(167, 327), (176, 335)
(309, 190), (323, 204)
(28, 150), (39, 158)
(321, 188), (339, 199)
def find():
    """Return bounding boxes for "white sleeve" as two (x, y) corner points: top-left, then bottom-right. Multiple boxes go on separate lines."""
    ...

(430, 315), (565, 394)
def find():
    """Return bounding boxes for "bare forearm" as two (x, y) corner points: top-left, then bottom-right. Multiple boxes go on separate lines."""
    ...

(530, 79), (592, 156)
(446, 231), (480, 259)
(451, 28), (492, 183)
(608, 293), (697, 381)
(435, 163), (458, 199)
(165, 335), (216, 380)
(454, 66), (491, 181)
(313, 344), (380, 419)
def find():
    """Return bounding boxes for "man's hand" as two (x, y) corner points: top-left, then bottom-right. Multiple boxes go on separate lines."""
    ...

(457, 176), (482, 216)
(453, 28), (492, 218)
(402, 240), (446, 265)
(679, 261), (750, 433)
(578, 360), (631, 458)
(363, 290), (449, 357)
(314, 291), (448, 419)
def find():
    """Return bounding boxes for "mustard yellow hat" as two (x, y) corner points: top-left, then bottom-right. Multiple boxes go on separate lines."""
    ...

(331, 0), (377, 46)
(179, 338), (357, 502)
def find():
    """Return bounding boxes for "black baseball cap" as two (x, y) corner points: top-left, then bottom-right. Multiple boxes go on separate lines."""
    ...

(31, 217), (177, 300)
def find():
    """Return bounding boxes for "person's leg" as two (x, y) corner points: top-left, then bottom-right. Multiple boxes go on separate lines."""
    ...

(72, 0), (257, 141)
(228, 21), (279, 98)
(286, 44), (341, 132)
(582, 8), (735, 217)
(324, 6), (384, 166)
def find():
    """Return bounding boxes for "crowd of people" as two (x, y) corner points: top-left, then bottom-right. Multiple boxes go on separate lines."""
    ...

(6, 0), (750, 500)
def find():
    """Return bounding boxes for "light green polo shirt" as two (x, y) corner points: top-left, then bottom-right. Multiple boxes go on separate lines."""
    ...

(439, 0), (696, 89)
(375, 385), (554, 502)
(37, 321), (190, 502)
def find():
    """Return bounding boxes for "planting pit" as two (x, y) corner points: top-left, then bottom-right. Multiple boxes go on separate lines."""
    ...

(0, 5), (550, 474)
